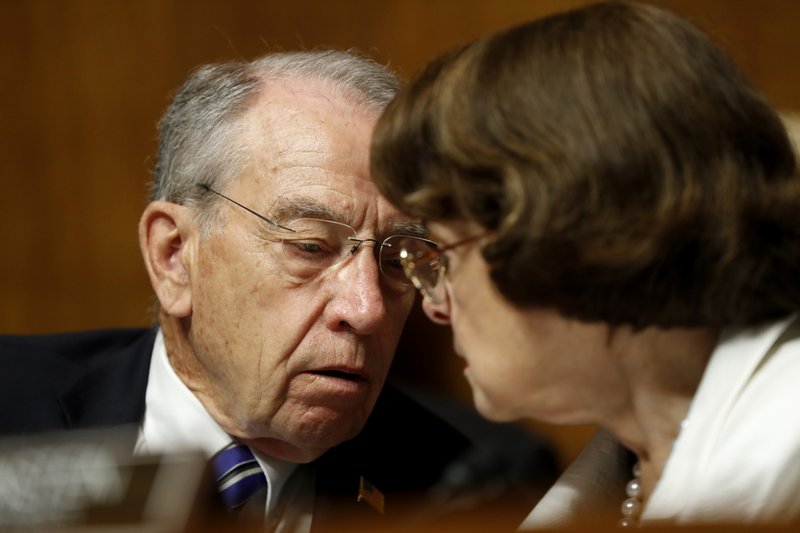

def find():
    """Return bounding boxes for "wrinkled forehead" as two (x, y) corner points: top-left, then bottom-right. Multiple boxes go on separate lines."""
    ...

(244, 76), (378, 138)
(231, 79), (421, 236)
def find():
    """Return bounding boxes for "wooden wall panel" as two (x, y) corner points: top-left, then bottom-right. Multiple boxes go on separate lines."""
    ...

(2, 0), (798, 466)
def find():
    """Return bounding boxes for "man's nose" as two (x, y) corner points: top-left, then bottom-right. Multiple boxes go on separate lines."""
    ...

(324, 244), (388, 334)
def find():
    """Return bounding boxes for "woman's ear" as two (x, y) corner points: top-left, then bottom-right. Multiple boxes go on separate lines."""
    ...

(421, 296), (451, 325)
(138, 201), (195, 318)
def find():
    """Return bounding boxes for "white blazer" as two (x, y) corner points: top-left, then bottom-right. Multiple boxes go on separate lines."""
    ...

(522, 314), (800, 528)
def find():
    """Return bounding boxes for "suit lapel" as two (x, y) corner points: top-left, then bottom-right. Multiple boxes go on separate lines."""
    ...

(308, 384), (473, 531)
(58, 329), (156, 430)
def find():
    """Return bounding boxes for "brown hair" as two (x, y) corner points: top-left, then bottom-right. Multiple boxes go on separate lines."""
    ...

(371, 1), (800, 329)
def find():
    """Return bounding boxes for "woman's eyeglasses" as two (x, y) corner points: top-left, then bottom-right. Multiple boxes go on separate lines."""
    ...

(397, 233), (485, 303)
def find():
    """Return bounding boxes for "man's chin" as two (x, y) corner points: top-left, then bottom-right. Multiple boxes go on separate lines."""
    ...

(245, 416), (364, 463)
(243, 435), (328, 463)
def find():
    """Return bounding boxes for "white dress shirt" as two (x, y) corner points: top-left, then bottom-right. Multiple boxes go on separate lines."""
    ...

(133, 330), (308, 530)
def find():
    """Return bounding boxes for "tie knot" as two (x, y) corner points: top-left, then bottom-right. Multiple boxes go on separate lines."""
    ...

(211, 443), (268, 510)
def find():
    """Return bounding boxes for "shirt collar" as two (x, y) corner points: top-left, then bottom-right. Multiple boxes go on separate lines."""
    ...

(135, 329), (299, 513)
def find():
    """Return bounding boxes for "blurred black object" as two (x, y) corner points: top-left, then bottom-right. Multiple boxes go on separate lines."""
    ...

(400, 386), (560, 528)
(0, 394), (558, 532)
(0, 427), (208, 531)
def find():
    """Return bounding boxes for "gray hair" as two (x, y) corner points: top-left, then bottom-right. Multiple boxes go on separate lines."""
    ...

(151, 49), (400, 230)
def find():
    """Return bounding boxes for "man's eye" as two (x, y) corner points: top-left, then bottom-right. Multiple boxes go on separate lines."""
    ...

(378, 248), (404, 272)
(294, 241), (324, 254)
(282, 239), (340, 264)
(383, 257), (403, 269)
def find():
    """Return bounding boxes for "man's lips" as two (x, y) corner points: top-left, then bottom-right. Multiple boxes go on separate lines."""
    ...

(307, 366), (368, 383)
(302, 366), (371, 404)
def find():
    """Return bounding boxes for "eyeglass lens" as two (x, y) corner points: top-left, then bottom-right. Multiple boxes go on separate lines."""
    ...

(396, 238), (448, 303)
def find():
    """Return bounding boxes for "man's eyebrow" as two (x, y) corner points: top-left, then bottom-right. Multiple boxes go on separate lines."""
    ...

(388, 222), (427, 239)
(270, 196), (427, 238)
(270, 197), (338, 222)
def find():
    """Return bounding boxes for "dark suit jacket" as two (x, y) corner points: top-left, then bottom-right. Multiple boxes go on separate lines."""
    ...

(0, 328), (544, 531)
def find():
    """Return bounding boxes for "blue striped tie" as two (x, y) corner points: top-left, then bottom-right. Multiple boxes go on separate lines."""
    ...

(211, 443), (268, 510)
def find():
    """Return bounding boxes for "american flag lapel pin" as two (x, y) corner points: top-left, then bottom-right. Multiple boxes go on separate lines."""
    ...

(357, 476), (385, 514)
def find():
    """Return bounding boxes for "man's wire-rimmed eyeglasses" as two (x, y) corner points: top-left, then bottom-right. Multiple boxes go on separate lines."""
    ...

(198, 184), (439, 292)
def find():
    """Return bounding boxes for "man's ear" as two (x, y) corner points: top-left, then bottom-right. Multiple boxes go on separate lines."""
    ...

(139, 201), (195, 318)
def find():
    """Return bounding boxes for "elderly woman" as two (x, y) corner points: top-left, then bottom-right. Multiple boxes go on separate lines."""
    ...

(370, 0), (800, 527)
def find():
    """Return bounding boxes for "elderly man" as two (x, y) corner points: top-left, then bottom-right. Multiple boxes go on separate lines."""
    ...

(0, 50), (558, 530)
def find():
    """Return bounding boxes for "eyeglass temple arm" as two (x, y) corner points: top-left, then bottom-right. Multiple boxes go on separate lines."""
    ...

(198, 184), (295, 232)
